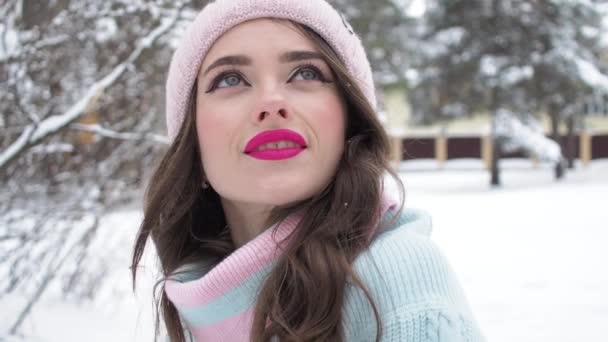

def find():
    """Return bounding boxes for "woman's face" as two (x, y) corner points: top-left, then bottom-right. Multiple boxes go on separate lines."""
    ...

(195, 19), (346, 207)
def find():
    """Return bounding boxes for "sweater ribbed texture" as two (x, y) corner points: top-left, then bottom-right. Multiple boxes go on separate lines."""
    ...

(165, 199), (485, 341)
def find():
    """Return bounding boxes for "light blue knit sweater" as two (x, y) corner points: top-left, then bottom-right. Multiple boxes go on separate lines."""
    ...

(342, 208), (486, 341)
(166, 207), (486, 341)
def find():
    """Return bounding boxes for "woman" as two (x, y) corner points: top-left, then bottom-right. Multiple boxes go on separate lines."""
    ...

(132, 0), (485, 341)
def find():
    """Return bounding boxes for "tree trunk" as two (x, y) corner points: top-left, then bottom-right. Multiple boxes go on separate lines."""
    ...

(491, 136), (501, 186)
(555, 157), (565, 179)
(566, 115), (576, 169)
(549, 110), (564, 180)
(489, 87), (501, 187)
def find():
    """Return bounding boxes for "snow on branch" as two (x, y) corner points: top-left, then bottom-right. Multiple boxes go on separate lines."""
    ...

(480, 55), (534, 87)
(0, 34), (71, 64)
(9, 214), (101, 334)
(69, 123), (169, 145)
(544, 47), (608, 93)
(494, 109), (562, 163)
(575, 57), (608, 93)
(0, 9), (181, 170)
(419, 26), (467, 59)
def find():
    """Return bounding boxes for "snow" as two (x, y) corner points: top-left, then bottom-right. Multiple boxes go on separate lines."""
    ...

(405, 0), (426, 17)
(422, 27), (467, 58)
(29, 143), (74, 154)
(479, 57), (533, 87)
(1, 210), (158, 342)
(2, 159), (608, 341)
(543, 45), (608, 94)
(0, 23), (19, 61)
(396, 159), (608, 342)
(576, 57), (608, 93)
(480, 56), (505, 77)
(95, 18), (118, 43)
(494, 109), (562, 163)
(0, 11), (180, 169)
(435, 27), (467, 45)
(69, 123), (170, 145)
(500, 65), (534, 86)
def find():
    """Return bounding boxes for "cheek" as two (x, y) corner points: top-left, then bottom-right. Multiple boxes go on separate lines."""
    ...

(310, 94), (347, 146)
(195, 107), (236, 166)
(325, 115), (346, 163)
(196, 114), (215, 161)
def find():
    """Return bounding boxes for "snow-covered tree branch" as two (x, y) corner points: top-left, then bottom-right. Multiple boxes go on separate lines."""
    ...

(0, 1), (201, 337)
(69, 123), (170, 145)
(0, 9), (180, 170)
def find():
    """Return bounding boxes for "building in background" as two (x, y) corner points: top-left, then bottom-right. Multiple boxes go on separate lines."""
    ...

(381, 82), (608, 166)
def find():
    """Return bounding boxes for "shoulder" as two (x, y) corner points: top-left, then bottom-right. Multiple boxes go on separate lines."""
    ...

(363, 207), (440, 280)
(346, 207), (474, 319)
(375, 206), (434, 238)
(342, 208), (483, 340)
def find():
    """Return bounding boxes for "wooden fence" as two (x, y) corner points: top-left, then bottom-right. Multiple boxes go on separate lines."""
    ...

(390, 133), (608, 167)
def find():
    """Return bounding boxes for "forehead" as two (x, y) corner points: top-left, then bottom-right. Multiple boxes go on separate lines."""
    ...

(201, 19), (318, 66)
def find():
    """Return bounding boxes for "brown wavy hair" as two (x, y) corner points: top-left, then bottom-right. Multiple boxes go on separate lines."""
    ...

(131, 21), (405, 342)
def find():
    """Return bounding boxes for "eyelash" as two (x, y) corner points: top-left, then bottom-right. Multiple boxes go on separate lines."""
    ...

(206, 69), (245, 93)
(205, 64), (330, 93)
(295, 63), (332, 83)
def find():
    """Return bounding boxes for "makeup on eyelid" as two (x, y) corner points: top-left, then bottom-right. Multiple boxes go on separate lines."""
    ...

(204, 62), (334, 93)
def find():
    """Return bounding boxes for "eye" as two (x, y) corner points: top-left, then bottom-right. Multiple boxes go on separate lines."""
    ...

(219, 74), (242, 87)
(288, 64), (329, 83)
(206, 71), (249, 93)
(296, 68), (319, 81)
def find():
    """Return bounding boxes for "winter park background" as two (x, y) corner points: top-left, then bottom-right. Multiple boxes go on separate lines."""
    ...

(2, 1), (608, 341)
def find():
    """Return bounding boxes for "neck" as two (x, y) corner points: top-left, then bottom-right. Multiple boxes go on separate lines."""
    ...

(220, 198), (276, 248)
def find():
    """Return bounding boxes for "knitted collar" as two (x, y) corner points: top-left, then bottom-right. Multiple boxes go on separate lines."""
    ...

(165, 211), (303, 308)
(164, 195), (398, 340)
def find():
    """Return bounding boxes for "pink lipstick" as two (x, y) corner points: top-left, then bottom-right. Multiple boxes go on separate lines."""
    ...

(244, 129), (307, 161)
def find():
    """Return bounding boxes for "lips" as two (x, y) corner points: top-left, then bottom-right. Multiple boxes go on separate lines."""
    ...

(244, 129), (307, 161)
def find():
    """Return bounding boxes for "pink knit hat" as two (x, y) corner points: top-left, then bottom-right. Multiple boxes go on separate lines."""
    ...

(165, 0), (376, 141)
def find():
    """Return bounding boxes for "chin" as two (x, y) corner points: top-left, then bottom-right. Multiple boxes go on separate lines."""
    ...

(257, 187), (315, 205)
(252, 180), (326, 205)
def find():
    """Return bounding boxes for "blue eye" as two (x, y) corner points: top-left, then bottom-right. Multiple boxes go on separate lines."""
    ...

(295, 68), (320, 81)
(290, 65), (327, 82)
(206, 71), (249, 93)
(217, 74), (243, 88)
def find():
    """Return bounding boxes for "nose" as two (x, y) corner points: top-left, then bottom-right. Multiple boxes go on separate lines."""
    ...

(254, 99), (290, 122)
(252, 86), (291, 123)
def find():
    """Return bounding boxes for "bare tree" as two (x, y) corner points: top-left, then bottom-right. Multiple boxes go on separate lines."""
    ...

(0, 0), (204, 335)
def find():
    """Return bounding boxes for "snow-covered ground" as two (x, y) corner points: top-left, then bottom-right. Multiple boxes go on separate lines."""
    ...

(398, 159), (608, 342)
(2, 159), (607, 341)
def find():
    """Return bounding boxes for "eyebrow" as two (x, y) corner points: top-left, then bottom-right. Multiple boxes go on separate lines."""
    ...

(279, 50), (324, 63)
(202, 50), (325, 76)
